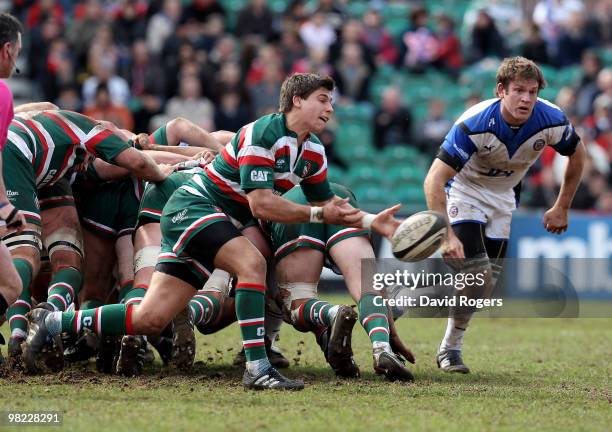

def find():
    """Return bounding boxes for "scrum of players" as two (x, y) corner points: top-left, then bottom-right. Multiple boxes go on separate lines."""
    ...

(0, 59), (584, 390)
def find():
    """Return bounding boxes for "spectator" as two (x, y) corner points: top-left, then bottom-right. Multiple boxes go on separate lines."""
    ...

(55, 85), (82, 112)
(25, 0), (64, 30)
(314, 0), (346, 31)
(27, 15), (63, 98)
(398, 6), (439, 73)
(555, 10), (596, 67)
(181, 0), (225, 24)
(164, 75), (214, 131)
(330, 19), (375, 72)
(292, 47), (333, 76)
(533, 0), (585, 59)
(87, 23), (120, 80)
(235, 0), (276, 41)
(466, 9), (507, 63)
(146, 0), (183, 56)
(112, 0), (148, 50)
(360, 9), (397, 66)
(332, 42), (372, 103)
(299, 11), (336, 52)
(432, 14), (463, 76)
(128, 39), (166, 132)
(520, 21), (549, 65)
(416, 98), (453, 156)
(278, 28), (306, 74)
(83, 82), (134, 131)
(66, 0), (105, 74)
(211, 60), (251, 110)
(373, 86), (412, 150)
(82, 60), (130, 108)
(249, 60), (283, 117)
(575, 50), (603, 117)
(41, 38), (76, 102)
(214, 91), (251, 132)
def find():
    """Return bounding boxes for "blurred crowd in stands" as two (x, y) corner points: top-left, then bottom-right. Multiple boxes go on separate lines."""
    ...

(4, 0), (612, 212)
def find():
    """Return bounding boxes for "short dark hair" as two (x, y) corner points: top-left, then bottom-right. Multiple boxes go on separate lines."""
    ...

(0, 13), (23, 46)
(278, 73), (335, 113)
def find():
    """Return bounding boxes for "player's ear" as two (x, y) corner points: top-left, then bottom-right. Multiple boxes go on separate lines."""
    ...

(292, 95), (302, 108)
(495, 83), (505, 98)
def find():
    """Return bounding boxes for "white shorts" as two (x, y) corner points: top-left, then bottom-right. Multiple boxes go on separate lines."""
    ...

(446, 191), (512, 240)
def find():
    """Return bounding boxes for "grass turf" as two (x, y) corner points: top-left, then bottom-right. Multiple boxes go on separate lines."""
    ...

(1, 295), (610, 432)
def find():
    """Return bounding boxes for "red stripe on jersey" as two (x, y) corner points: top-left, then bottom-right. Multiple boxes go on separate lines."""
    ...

(275, 179), (295, 192)
(237, 127), (247, 150)
(243, 341), (265, 348)
(24, 119), (49, 178)
(303, 149), (324, 167)
(303, 169), (327, 185)
(205, 166), (249, 205)
(238, 155), (274, 167)
(221, 147), (239, 168)
(274, 146), (290, 159)
(42, 112), (80, 144)
(84, 129), (113, 157)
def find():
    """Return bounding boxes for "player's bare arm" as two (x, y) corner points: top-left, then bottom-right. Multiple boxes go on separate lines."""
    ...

(247, 189), (361, 225)
(113, 147), (172, 182)
(543, 140), (586, 234)
(424, 158), (464, 259)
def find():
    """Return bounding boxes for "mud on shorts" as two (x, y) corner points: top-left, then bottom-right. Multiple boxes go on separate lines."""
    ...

(77, 178), (140, 239)
(269, 183), (369, 271)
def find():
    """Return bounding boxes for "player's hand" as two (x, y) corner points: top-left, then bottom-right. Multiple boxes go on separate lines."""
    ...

(370, 204), (402, 240)
(135, 133), (154, 150)
(192, 150), (215, 165)
(441, 229), (464, 269)
(543, 205), (568, 234)
(322, 197), (361, 226)
(0, 203), (26, 233)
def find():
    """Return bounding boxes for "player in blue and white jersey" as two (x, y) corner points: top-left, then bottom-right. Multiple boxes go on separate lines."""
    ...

(424, 56), (586, 372)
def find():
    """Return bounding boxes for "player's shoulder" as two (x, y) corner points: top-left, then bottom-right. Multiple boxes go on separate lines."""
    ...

(530, 97), (568, 126)
(454, 98), (500, 132)
(251, 112), (289, 145)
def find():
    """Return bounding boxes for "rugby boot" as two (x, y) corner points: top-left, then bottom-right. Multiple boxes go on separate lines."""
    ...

(115, 335), (146, 377)
(96, 334), (118, 374)
(63, 330), (98, 363)
(324, 305), (360, 378)
(168, 306), (195, 371)
(148, 324), (173, 365)
(7, 336), (24, 370)
(22, 307), (59, 374)
(437, 349), (470, 374)
(373, 347), (414, 382)
(242, 365), (304, 391)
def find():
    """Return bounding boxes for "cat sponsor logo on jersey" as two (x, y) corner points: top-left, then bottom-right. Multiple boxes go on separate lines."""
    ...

(250, 170), (269, 182)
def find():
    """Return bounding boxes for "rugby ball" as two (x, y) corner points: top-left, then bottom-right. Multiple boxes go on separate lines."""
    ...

(391, 211), (447, 262)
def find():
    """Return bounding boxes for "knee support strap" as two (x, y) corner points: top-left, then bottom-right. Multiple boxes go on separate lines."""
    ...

(133, 245), (161, 273)
(43, 228), (83, 259)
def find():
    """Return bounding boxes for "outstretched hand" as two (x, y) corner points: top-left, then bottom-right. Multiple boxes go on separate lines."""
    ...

(322, 197), (362, 226)
(370, 204), (402, 239)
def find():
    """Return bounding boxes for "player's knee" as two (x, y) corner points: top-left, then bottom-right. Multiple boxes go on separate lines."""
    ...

(234, 251), (267, 281)
(1, 272), (23, 305)
(43, 228), (84, 265)
(170, 117), (191, 136)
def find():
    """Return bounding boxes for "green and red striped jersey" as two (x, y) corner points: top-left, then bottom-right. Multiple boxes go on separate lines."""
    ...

(6, 110), (130, 188)
(182, 112), (333, 224)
